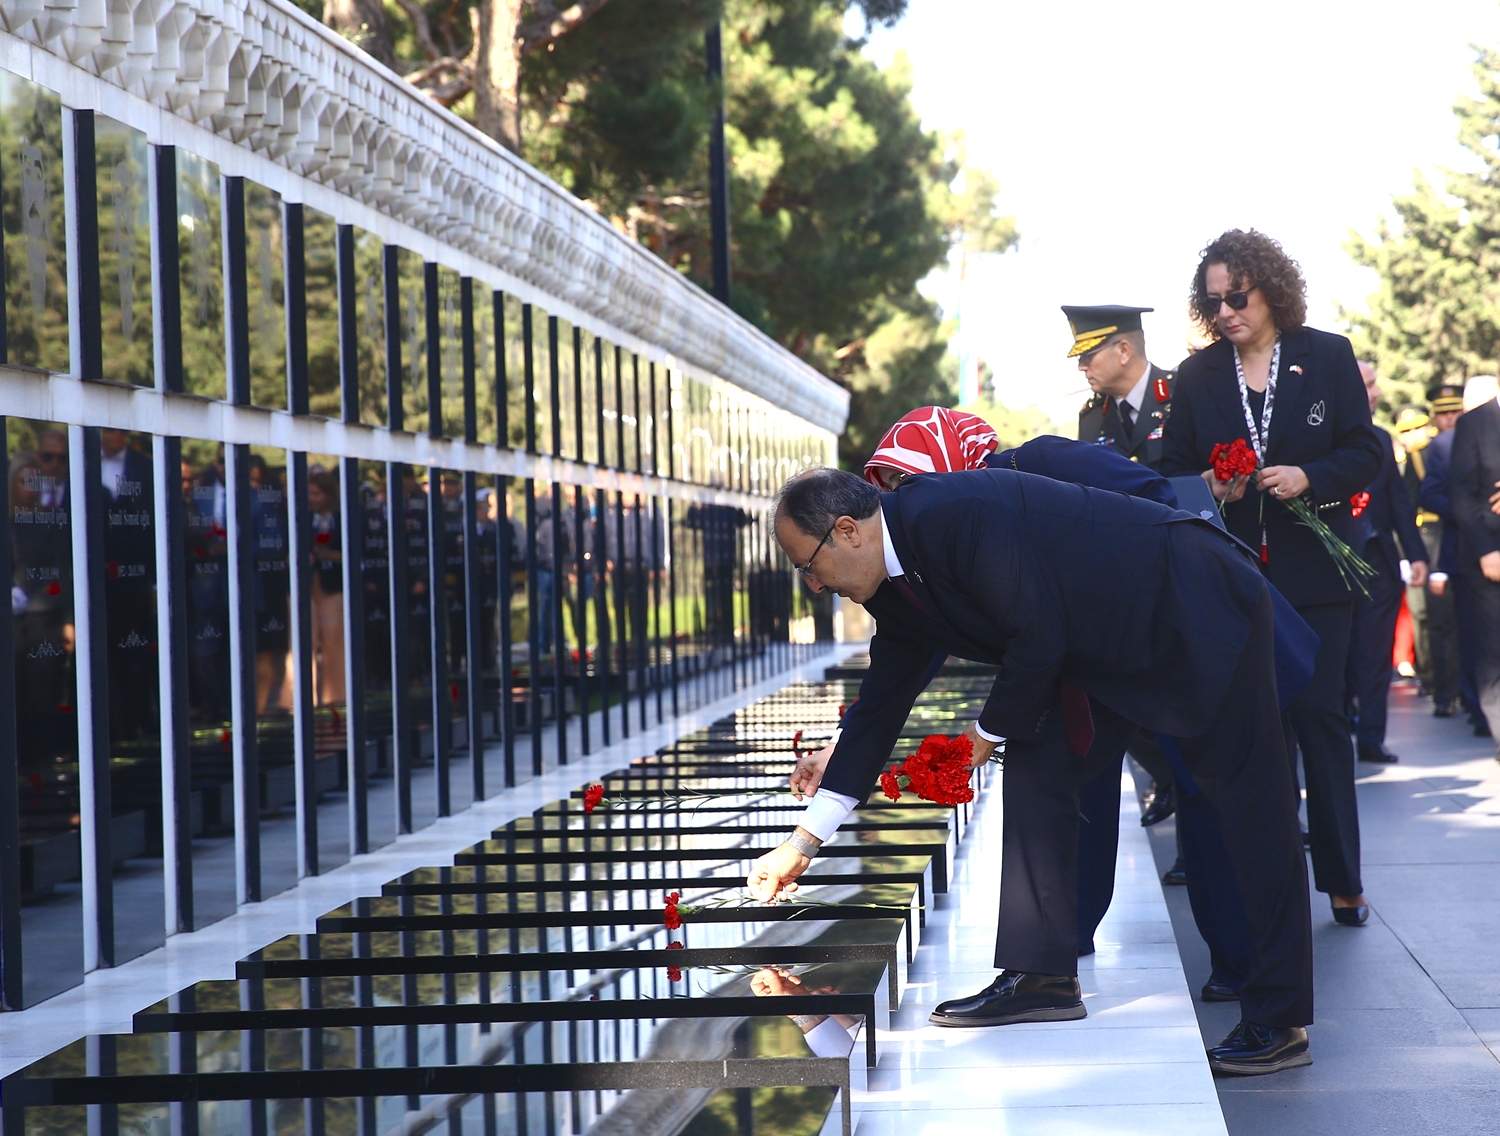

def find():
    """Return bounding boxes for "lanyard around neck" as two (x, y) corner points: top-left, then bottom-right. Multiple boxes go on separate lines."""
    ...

(1233, 337), (1281, 460)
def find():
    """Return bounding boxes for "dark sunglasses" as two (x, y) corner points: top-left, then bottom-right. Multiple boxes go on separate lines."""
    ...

(1202, 284), (1258, 315)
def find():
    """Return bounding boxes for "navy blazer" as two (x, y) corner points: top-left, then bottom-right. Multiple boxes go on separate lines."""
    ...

(821, 468), (1276, 801)
(1449, 398), (1500, 573)
(1158, 327), (1385, 607)
(1359, 428), (1427, 577)
(1419, 428), (1457, 573)
(989, 434), (1176, 506)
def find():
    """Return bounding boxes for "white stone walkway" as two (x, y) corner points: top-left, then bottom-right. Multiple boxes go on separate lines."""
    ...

(857, 772), (1229, 1135)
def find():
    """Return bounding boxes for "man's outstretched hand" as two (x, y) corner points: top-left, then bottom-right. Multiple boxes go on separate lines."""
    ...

(790, 742), (834, 799)
(747, 843), (810, 904)
(960, 721), (1000, 768)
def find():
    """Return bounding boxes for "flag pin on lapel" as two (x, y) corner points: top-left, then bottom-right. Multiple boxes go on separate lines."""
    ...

(1290, 365), (1303, 374)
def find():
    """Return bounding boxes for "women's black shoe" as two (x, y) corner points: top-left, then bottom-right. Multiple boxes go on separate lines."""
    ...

(1207, 1021), (1312, 1075)
(1332, 903), (1369, 926)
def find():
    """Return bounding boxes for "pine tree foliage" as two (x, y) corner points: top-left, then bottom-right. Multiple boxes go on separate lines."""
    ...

(1345, 45), (1500, 414)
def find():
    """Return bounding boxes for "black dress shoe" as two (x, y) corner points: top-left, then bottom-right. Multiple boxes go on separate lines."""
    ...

(1475, 719), (1493, 738)
(1139, 780), (1176, 826)
(1358, 743), (1399, 764)
(1201, 978), (1241, 1003)
(1332, 903), (1369, 926)
(1207, 1021), (1312, 1075)
(1433, 700), (1458, 718)
(929, 971), (1086, 1027)
(1161, 857), (1186, 886)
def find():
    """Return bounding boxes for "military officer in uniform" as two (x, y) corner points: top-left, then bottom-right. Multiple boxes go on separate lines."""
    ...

(1065, 305), (1185, 879)
(1395, 406), (1439, 695)
(1071, 304), (1176, 469)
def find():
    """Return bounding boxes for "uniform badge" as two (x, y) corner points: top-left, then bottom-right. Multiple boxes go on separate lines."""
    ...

(1153, 376), (1170, 401)
(1306, 400), (1325, 426)
(1148, 426), (1164, 440)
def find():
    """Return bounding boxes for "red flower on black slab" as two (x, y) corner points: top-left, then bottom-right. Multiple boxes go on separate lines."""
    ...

(45, 581), (60, 596)
(791, 729), (804, 758)
(663, 891), (682, 931)
(583, 784), (605, 813)
(666, 966), (683, 982)
(879, 734), (976, 806)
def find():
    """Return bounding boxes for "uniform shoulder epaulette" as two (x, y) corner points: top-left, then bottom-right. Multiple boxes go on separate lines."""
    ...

(1153, 371), (1174, 402)
(1080, 393), (1105, 413)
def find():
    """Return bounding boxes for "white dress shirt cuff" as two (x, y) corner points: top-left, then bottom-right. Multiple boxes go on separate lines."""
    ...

(973, 723), (1005, 744)
(802, 1015), (856, 1058)
(799, 790), (859, 842)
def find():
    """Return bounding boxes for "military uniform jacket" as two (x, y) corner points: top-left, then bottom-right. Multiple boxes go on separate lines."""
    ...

(1077, 363), (1175, 469)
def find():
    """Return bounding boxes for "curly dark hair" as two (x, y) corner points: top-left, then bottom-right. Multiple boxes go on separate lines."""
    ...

(1189, 229), (1307, 339)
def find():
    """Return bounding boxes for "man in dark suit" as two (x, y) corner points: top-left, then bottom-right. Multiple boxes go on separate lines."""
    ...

(1448, 378), (1500, 755)
(1346, 364), (1429, 763)
(751, 467), (1314, 1075)
(1421, 381), (1488, 735)
(1068, 304), (1182, 843)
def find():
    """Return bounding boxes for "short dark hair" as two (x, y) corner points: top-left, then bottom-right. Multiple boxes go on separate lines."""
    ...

(774, 467), (880, 537)
(1189, 228), (1307, 339)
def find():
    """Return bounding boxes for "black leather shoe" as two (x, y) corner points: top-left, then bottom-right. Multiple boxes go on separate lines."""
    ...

(1332, 903), (1369, 926)
(1207, 1021), (1312, 1075)
(1433, 700), (1458, 718)
(929, 971), (1086, 1027)
(1475, 719), (1493, 738)
(1139, 780), (1176, 826)
(1161, 857), (1186, 886)
(1201, 978), (1241, 1002)
(1358, 743), (1399, 763)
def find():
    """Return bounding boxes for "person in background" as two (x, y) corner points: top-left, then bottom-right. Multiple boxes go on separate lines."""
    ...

(1345, 364), (1428, 763)
(307, 470), (346, 706)
(1067, 305), (1182, 857)
(1422, 379), (1492, 734)
(1447, 375), (1500, 758)
(1159, 229), (1385, 927)
(1395, 406), (1436, 692)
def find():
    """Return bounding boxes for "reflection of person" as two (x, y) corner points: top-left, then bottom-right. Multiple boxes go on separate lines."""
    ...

(1158, 229), (1385, 929)
(1396, 406), (1442, 700)
(1447, 376), (1500, 757)
(184, 454), (231, 723)
(685, 502), (749, 648)
(99, 428), (157, 743)
(749, 967), (862, 1057)
(752, 466), (1316, 1075)
(1345, 365), (1428, 764)
(307, 471), (345, 705)
(11, 442), (75, 765)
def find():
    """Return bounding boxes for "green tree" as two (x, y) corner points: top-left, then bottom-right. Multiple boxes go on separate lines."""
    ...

(1344, 44), (1500, 415)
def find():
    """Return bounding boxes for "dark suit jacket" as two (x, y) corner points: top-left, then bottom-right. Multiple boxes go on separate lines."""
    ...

(821, 468), (1273, 801)
(1448, 398), (1500, 575)
(1158, 327), (1384, 608)
(989, 434), (1175, 506)
(1419, 428), (1457, 573)
(1076, 363), (1175, 469)
(1359, 428), (1427, 578)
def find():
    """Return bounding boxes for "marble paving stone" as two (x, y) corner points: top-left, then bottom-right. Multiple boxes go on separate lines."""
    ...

(855, 1102), (1230, 1136)
(861, 1060), (1212, 1110)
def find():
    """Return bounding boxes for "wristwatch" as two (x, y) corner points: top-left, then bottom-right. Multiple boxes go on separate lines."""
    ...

(786, 830), (820, 858)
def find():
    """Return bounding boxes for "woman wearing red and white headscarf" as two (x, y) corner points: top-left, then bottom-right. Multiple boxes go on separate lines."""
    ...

(864, 406), (998, 490)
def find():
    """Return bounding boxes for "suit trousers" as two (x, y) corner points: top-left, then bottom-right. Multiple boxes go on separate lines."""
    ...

(1175, 587), (1313, 1028)
(996, 711), (1135, 978)
(1075, 754), (1125, 956)
(1461, 570), (1500, 740)
(1286, 600), (1362, 897)
(1452, 574), (1485, 719)
(1346, 564), (1404, 749)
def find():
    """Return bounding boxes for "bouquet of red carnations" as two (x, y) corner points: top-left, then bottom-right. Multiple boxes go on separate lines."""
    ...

(1210, 437), (1375, 598)
(879, 734), (977, 806)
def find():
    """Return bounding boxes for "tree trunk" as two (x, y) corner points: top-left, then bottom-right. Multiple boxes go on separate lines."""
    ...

(323, 0), (397, 71)
(475, 0), (526, 153)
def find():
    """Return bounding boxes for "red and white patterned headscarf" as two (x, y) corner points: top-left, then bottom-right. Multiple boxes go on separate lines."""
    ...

(864, 407), (999, 486)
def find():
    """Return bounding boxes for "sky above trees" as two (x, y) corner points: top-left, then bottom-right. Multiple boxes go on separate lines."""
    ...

(866, 0), (1500, 423)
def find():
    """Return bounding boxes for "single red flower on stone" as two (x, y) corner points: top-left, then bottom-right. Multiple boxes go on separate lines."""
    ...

(45, 581), (60, 596)
(666, 966), (683, 982)
(663, 891), (682, 931)
(583, 784), (605, 813)
(667, 940), (683, 950)
(315, 531), (331, 544)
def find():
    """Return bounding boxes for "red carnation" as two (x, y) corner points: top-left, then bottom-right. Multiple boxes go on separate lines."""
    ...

(45, 581), (60, 596)
(1209, 438), (1258, 481)
(1350, 491), (1370, 517)
(663, 891), (682, 931)
(667, 940), (683, 950)
(583, 783), (605, 813)
(666, 966), (683, 982)
(792, 729), (804, 757)
(314, 531), (331, 544)
(838, 704), (847, 717)
(879, 770), (902, 801)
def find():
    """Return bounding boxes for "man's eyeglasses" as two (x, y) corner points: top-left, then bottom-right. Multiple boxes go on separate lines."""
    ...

(795, 520), (838, 581)
(1202, 285), (1258, 315)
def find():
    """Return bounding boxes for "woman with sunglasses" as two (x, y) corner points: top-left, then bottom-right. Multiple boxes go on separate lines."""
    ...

(1160, 229), (1385, 926)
